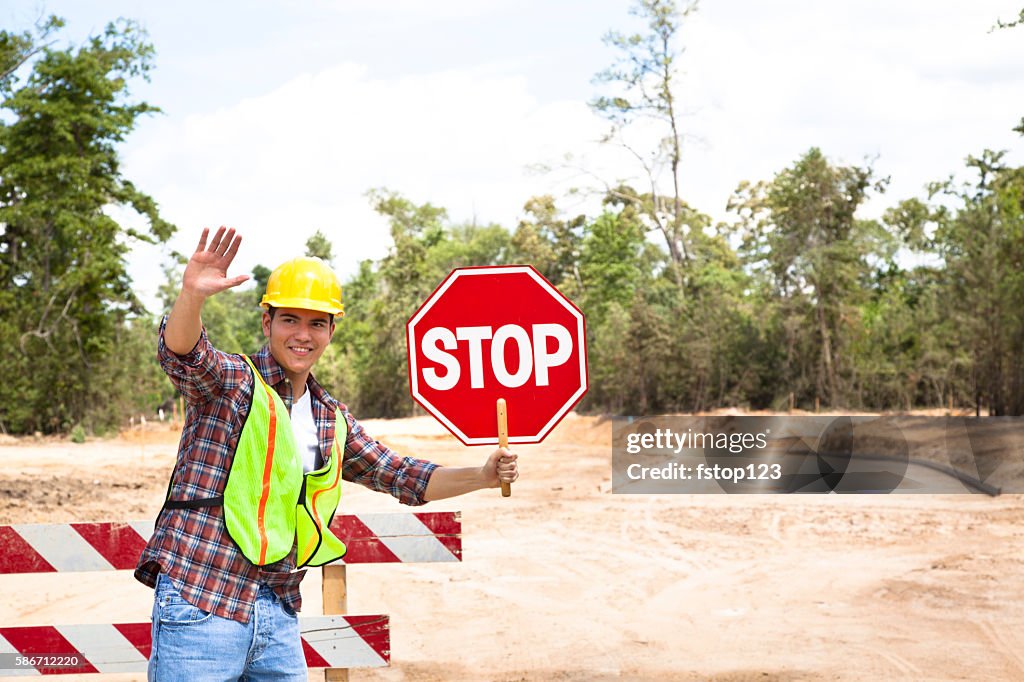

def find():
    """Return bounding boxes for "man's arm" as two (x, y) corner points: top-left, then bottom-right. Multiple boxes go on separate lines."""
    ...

(341, 413), (519, 504)
(423, 448), (519, 502)
(165, 226), (249, 355)
(164, 289), (206, 357)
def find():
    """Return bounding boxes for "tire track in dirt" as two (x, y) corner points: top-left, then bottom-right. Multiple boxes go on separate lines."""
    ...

(869, 648), (923, 678)
(972, 616), (1024, 677)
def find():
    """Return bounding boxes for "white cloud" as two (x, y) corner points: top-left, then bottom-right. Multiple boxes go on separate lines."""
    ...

(122, 61), (611, 311)
(120, 0), (1024, 313)
(674, 0), (1024, 221)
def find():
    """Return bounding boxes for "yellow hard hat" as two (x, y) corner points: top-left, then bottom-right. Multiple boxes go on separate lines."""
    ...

(260, 257), (345, 317)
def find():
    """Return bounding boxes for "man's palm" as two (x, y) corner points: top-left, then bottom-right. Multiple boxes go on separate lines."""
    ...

(183, 226), (249, 297)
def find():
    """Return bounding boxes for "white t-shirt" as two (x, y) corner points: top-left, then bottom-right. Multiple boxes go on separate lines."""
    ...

(291, 389), (322, 473)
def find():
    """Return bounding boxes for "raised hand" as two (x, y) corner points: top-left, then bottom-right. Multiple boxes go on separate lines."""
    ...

(182, 226), (250, 299)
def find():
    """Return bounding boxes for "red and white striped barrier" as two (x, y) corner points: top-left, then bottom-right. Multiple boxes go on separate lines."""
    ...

(0, 512), (461, 675)
(0, 512), (461, 574)
(331, 511), (461, 563)
(0, 615), (389, 674)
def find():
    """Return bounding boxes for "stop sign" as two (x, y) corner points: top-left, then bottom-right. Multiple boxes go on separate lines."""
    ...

(407, 265), (588, 445)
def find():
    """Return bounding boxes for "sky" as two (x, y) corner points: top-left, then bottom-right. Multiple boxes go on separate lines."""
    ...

(4, 0), (1024, 312)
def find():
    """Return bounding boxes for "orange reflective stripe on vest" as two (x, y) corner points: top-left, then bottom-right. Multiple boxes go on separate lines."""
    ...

(295, 424), (348, 567)
(255, 377), (279, 565)
(300, 438), (344, 562)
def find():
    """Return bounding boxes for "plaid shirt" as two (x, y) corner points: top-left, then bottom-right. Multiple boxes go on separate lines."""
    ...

(135, 318), (438, 624)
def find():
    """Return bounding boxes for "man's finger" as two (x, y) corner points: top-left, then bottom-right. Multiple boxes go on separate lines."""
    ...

(218, 227), (237, 257)
(224, 233), (243, 262)
(196, 227), (210, 253)
(208, 225), (226, 253)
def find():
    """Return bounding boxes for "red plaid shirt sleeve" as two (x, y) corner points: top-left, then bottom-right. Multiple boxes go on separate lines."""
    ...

(340, 412), (438, 506)
(157, 323), (248, 404)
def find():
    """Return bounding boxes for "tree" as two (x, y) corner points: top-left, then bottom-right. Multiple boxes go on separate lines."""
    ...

(578, 211), (649, 313)
(509, 195), (584, 292)
(305, 229), (334, 264)
(924, 151), (1024, 414)
(591, 0), (699, 288)
(0, 17), (174, 434)
(576, 206), (668, 413)
(251, 263), (272, 305)
(730, 148), (889, 408)
(351, 190), (455, 416)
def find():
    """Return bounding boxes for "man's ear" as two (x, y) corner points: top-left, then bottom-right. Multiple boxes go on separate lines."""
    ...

(261, 311), (272, 339)
(328, 318), (337, 340)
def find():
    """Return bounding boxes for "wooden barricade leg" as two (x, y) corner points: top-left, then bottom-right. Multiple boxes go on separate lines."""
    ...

(323, 564), (349, 682)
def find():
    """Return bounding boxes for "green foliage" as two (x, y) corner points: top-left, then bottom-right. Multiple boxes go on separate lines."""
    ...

(305, 230), (335, 264)
(578, 211), (649, 314)
(251, 264), (272, 299)
(991, 8), (1024, 30)
(509, 195), (583, 292)
(0, 16), (64, 93)
(5, 8), (1020, 432)
(70, 423), (86, 443)
(925, 152), (1024, 414)
(0, 17), (174, 434)
(144, 147), (1023, 418)
(729, 148), (889, 409)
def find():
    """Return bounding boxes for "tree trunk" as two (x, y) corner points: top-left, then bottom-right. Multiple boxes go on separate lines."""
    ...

(816, 300), (839, 407)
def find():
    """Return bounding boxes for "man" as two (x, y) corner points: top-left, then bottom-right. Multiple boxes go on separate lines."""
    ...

(135, 226), (518, 681)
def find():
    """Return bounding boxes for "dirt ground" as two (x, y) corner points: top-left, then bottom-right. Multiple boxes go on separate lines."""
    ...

(2, 413), (1023, 681)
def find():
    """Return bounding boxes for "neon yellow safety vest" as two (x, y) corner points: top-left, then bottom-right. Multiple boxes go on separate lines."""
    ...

(163, 355), (349, 568)
(226, 355), (348, 567)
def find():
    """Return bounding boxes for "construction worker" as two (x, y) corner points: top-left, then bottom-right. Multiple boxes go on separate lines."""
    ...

(135, 226), (518, 681)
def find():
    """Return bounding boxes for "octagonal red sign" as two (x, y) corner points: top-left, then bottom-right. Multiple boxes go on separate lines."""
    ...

(407, 265), (588, 445)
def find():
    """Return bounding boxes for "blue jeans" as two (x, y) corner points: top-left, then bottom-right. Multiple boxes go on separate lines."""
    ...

(148, 573), (306, 681)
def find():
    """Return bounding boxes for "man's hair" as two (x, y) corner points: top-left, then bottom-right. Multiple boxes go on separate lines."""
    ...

(265, 306), (334, 326)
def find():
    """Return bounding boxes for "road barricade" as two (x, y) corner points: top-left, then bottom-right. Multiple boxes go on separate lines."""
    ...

(0, 512), (462, 678)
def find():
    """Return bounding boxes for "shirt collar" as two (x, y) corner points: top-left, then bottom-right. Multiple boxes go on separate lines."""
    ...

(252, 344), (287, 387)
(305, 373), (334, 408)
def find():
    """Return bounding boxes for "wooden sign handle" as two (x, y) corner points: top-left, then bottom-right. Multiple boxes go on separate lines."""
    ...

(497, 398), (511, 497)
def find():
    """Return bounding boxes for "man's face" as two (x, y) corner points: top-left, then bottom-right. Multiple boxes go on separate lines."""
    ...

(262, 307), (336, 380)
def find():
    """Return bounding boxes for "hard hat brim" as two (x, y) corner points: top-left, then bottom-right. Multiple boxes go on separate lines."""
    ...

(260, 296), (345, 317)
